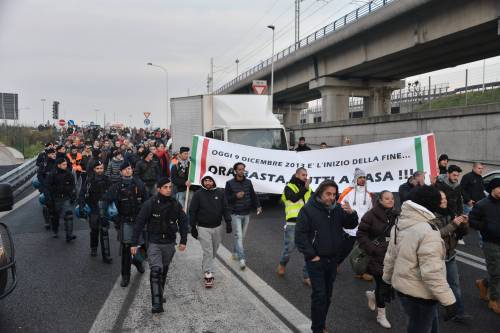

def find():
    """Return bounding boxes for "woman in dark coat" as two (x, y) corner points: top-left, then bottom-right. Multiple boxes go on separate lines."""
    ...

(357, 190), (398, 328)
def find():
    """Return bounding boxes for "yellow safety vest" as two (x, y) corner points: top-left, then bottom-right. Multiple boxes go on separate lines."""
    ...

(281, 183), (312, 222)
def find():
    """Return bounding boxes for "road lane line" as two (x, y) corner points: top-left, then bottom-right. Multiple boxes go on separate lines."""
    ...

(456, 256), (487, 271)
(0, 190), (38, 220)
(456, 250), (486, 264)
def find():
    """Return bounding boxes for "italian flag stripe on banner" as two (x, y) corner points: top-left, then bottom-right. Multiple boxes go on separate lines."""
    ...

(189, 136), (210, 183)
(414, 134), (438, 177)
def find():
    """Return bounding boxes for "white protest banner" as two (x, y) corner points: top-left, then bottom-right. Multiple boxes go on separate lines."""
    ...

(188, 134), (438, 194)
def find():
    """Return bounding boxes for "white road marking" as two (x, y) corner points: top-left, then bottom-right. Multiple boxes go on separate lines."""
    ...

(0, 190), (38, 220)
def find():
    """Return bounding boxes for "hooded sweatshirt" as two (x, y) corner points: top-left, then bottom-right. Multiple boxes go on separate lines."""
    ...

(189, 175), (231, 228)
(338, 170), (372, 237)
(383, 200), (455, 306)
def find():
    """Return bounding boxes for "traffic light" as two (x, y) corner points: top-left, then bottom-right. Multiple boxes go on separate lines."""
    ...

(52, 101), (59, 119)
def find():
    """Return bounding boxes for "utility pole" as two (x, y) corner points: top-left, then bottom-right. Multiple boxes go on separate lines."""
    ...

(295, 0), (303, 44)
(210, 57), (214, 94)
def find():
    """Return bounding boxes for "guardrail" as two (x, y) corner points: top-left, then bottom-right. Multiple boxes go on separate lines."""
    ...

(0, 158), (37, 197)
(215, 0), (397, 94)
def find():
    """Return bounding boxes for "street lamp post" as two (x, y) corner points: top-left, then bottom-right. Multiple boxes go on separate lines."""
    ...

(267, 25), (275, 106)
(147, 62), (169, 129)
(94, 109), (99, 125)
(235, 59), (239, 77)
(41, 98), (46, 124)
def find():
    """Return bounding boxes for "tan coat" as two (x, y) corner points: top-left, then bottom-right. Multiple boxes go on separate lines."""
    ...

(383, 201), (455, 306)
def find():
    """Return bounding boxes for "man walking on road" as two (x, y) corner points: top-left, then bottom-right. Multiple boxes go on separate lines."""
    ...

(189, 174), (232, 288)
(172, 147), (192, 209)
(398, 171), (425, 204)
(295, 180), (358, 333)
(435, 165), (464, 217)
(277, 167), (312, 286)
(469, 178), (500, 315)
(224, 162), (262, 270)
(460, 162), (486, 214)
(131, 177), (188, 313)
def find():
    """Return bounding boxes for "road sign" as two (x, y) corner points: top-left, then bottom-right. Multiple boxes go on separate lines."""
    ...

(143, 112), (151, 119)
(252, 80), (268, 95)
(68, 119), (75, 126)
(58, 119), (66, 126)
(144, 118), (151, 126)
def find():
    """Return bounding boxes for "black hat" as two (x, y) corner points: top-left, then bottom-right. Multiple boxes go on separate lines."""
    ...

(156, 177), (171, 188)
(487, 178), (500, 194)
(438, 154), (449, 162)
(56, 145), (64, 151)
(46, 148), (56, 154)
(120, 161), (132, 171)
(55, 157), (66, 165)
(93, 160), (104, 169)
(180, 147), (189, 153)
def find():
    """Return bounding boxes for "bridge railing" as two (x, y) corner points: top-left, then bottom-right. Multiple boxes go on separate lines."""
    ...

(215, 0), (397, 94)
(0, 158), (37, 197)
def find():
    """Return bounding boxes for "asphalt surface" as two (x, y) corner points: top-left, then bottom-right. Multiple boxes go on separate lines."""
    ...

(220, 200), (498, 333)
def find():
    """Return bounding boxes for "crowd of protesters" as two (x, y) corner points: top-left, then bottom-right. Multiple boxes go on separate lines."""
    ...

(33, 129), (500, 331)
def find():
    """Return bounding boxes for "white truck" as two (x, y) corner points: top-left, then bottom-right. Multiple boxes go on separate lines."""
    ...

(170, 94), (288, 151)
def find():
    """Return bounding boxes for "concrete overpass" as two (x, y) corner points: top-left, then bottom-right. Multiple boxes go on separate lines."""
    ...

(216, 0), (500, 126)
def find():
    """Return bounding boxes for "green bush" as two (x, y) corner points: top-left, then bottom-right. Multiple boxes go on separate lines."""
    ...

(0, 125), (57, 158)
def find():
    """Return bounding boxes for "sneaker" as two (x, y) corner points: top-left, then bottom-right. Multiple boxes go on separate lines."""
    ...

(232, 253), (238, 261)
(488, 300), (500, 315)
(239, 259), (246, 270)
(458, 239), (465, 245)
(66, 235), (76, 242)
(277, 264), (286, 276)
(376, 308), (391, 328)
(204, 272), (214, 288)
(366, 290), (376, 311)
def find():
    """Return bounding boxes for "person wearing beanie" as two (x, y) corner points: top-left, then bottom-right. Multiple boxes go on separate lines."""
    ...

(438, 154), (449, 175)
(104, 162), (149, 288)
(383, 185), (457, 332)
(130, 177), (188, 313)
(172, 146), (192, 209)
(469, 178), (500, 315)
(337, 167), (372, 281)
(134, 149), (161, 196)
(79, 160), (113, 263)
(435, 164), (464, 217)
(45, 157), (77, 242)
(189, 174), (232, 288)
(105, 149), (124, 184)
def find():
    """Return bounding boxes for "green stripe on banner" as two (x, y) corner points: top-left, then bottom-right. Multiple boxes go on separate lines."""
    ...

(414, 137), (424, 171)
(188, 136), (199, 183)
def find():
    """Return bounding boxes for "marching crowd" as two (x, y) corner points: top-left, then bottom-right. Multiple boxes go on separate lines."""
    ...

(32, 128), (500, 333)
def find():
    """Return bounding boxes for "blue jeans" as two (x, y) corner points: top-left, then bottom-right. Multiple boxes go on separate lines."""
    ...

(279, 224), (309, 279)
(231, 214), (250, 260)
(446, 258), (464, 315)
(306, 257), (337, 333)
(398, 293), (439, 333)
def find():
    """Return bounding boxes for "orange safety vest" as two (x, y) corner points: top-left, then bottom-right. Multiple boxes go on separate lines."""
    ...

(67, 153), (83, 172)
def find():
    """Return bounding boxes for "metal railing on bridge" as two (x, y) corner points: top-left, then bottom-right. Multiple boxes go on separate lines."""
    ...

(0, 158), (37, 197)
(215, 0), (397, 94)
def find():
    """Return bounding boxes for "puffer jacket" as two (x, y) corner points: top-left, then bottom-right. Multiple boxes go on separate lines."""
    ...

(383, 200), (455, 306)
(356, 204), (398, 276)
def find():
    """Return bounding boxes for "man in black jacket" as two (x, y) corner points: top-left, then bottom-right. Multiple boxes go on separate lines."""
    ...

(134, 149), (161, 196)
(469, 178), (500, 315)
(189, 175), (232, 288)
(45, 157), (77, 241)
(224, 162), (262, 270)
(37, 148), (57, 230)
(460, 162), (486, 214)
(172, 146), (192, 209)
(131, 177), (188, 313)
(398, 171), (425, 204)
(435, 165), (464, 217)
(295, 180), (358, 333)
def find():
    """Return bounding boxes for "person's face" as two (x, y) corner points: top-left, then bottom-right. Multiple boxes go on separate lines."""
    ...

(235, 164), (245, 177)
(71, 149), (77, 155)
(58, 161), (68, 170)
(180, 152), (189, 161)
(48, 152), (56, 160)
(158, 183), (173, 197)
(439, 191), (448, 209)
(138, 147), (144, 153)
(94, 165), (104, 175)
(203, 178), (215, 189)
(149, 146), (157, 154)
(121, 166), (133, 177)
(299, 139), (305, 146)
(439, 159), (448, 167)
(159, 144), (165, 151)
(319, 185), (337, 206)
(145, 152), (153, 161)
(491, 187), (500, 199)
(473, 164), (484, 175)
(85, 146), (91, 152)
(357, 176), (366, 186)
(93, 141), (100, 148)
(379, 192), (395, 209)
(58, 147), (66, 154)
(104, 141), (110, 148)
(320, 144), (327, 149)
(296, 170), (308, 182)
(448, 171), (460, 183)
(415, 174), (425, 186)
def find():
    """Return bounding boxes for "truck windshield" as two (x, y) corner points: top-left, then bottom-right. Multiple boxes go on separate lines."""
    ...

(227, 129), (287, 150)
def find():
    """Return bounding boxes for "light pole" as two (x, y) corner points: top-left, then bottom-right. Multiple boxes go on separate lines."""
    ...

(267, 25), (275, 106)
(41, 98), (46, 124)
(147, 62), (169, 129)
(235, 59), (240, 77)
(94, 109), (99, 125)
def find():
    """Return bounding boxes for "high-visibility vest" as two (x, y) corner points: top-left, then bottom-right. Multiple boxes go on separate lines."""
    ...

(281, 182), (312, 222)
(67, 153), (83, 172)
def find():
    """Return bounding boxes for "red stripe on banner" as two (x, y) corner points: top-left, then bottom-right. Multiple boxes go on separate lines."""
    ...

(427, 134), (438, 177)
(200, 138), (210, 177)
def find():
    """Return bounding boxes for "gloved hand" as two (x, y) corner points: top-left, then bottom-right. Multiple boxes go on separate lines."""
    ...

(443, 303), (458, 321)
(191, 226), (198, 239)
(379, 280), (395, 303)
(226, 223), (232, 234)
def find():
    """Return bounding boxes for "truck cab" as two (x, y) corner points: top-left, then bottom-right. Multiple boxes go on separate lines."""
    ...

(205, 126), (288, 151)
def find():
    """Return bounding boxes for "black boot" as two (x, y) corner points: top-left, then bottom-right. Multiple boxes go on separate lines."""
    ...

(100, 228), (113, 264)
(121, 245), (131, 287)
(161, 265), (169, 303)
(150, 267), (164, 313)
(132, 255), (145, 274)
(90, 228), (99, 256)
(43, 206), (51, 230)
(64, 214), (76, 242)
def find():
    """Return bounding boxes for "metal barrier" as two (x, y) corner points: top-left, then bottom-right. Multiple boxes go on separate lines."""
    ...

(0, 158), (37, 197)
(215, 0), (397, 94)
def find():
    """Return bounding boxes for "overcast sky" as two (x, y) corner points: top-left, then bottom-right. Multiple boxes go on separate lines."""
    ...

(1, 0), (499, 128)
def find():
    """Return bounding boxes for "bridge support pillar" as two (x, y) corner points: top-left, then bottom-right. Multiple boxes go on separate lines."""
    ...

(363, 88), (393, 117)
(279, 103), (307, 128)
(319, 87), (350, 122)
